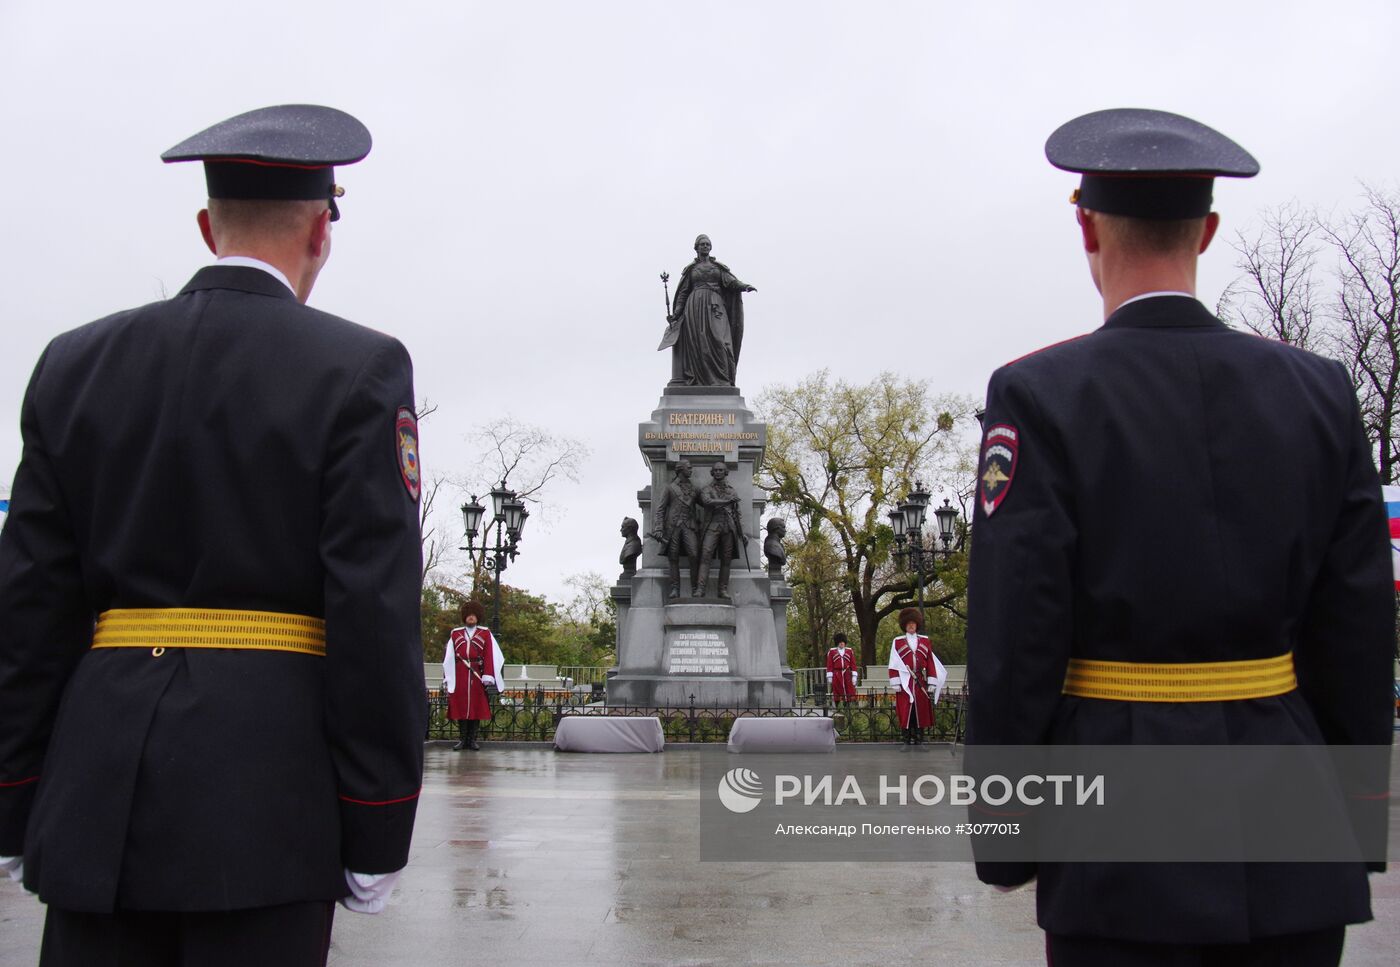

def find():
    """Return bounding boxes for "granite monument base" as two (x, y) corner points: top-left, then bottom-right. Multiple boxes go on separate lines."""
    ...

(609, 386), (794, 709)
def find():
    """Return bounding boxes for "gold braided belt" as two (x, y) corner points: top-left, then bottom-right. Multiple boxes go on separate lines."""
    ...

(92, 608), (326, 658)
(1062, 652), (1296, 702)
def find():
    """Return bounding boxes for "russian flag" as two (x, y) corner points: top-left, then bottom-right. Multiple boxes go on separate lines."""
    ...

(1385, 486), (1400, 589)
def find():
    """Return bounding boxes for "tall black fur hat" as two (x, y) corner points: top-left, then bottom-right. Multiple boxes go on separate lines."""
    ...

(898, 607), (923, 631)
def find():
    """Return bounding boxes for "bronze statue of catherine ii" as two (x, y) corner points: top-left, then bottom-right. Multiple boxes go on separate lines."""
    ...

(667, 234), (757, 387)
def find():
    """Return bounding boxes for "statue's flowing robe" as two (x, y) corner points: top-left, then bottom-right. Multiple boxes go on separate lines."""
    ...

(670, 258), (746, 386)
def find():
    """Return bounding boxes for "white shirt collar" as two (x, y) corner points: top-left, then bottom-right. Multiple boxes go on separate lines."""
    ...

(1114, 290), (1195, 312)
(216, 256), (295, 296)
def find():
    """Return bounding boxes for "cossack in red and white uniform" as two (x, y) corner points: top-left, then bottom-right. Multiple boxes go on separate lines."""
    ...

(825, 634), (860, 702)
(439, 600), (505, 752)
(443, 624), (502, 721)
(888, 607), (947, 744)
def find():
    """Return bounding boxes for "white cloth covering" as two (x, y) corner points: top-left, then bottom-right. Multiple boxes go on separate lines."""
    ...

(553, 716), (665, 753)
(727, 717), (836, 753)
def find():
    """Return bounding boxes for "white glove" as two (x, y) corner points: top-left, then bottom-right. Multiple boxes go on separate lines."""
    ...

(0, 855), (22, 883)
(825, 672), (833, 682)
(340, 868), (402, 914)
(482, 675), (496, 686)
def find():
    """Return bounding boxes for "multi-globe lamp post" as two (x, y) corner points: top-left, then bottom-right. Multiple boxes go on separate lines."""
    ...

(460, 481), (530, 636)
(887, 482), (960, 619)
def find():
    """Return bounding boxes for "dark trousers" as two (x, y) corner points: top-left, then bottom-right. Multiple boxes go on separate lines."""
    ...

(1046, 925), (1345, 967)
(40, 901), (336, 967)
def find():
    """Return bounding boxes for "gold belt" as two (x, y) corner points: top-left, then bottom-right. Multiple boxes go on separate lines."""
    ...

(1062, 652), (1296, 702)
(92, 608), (326, 657)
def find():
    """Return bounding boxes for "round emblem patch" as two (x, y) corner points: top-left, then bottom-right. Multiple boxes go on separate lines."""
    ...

(978, 423), (1018, 516)
(395, 406), (420, 502)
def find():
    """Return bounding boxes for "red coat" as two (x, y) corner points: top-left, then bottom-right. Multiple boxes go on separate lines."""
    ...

(888, 634), (934, 728)
(445, 626), (499, 721)
(825, 647), (859, 698)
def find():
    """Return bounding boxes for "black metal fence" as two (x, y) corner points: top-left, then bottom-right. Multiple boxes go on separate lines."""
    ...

(427, 687), (967, 744)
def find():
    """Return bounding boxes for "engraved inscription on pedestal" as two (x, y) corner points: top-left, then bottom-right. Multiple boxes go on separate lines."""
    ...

(641, 409), (765, 464)
(665, 630), (733, 675)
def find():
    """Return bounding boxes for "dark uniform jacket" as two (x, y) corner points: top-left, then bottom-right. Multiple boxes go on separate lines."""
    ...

(0, 265), (427, 913)
(966, 295), (1394, 943)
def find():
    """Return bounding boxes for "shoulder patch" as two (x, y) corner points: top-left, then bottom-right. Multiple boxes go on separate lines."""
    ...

(395, 406), (420, 502)
(978, 423), (1019, 516)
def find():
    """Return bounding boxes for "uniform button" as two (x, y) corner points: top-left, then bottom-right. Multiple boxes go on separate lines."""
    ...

(152, 647), (166, 657)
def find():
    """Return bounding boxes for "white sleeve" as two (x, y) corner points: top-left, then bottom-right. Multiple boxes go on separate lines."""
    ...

(441, 636), (456, 694)
(888, 640), (909, 691)
(491, 631), (505, 687)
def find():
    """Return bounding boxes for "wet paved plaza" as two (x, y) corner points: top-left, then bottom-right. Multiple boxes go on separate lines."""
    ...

(2, 744), (1397, 965)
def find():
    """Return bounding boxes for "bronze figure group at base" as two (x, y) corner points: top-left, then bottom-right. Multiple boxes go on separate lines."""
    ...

(650, 459), (747, 600)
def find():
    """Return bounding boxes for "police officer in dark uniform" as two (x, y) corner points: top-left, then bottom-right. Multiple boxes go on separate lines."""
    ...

(966, 109), (1394, 965)
(0, 105), (427, 966)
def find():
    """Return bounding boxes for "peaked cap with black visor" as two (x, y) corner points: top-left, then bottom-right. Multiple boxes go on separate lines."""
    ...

(161, 104), (371, 221)
(1045, 108), (1258, 219)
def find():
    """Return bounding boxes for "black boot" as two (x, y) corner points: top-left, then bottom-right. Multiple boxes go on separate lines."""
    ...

(466, 719), (481, 751)
(452, 721), (468, 751)
(902, 727), (913, 746)
(912, 727), (923, 746)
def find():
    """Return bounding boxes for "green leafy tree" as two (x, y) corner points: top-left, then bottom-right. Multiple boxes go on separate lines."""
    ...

(757, 371), (977, 666)
(783, 526), (850, 669)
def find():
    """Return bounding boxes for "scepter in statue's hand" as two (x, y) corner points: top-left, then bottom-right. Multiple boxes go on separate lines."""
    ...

(657, 271), (681, 351)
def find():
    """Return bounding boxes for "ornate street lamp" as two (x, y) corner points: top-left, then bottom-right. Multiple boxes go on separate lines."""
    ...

(934, 498), (958, 551)
(461, 481), (530, 636)
(887, 506), (907, 540)
(503, 495), (527, 538)
(460, 495), (485, 542)
(903, 482), (931, 533)
(888, 482), (959, 620)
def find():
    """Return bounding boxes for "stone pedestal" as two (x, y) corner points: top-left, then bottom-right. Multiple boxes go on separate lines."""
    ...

(609, 387), (794, 707)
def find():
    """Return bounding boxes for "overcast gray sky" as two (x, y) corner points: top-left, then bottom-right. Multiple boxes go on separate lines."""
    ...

(2, 0), (1398, 603)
